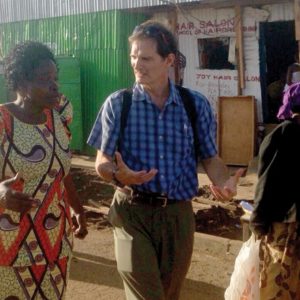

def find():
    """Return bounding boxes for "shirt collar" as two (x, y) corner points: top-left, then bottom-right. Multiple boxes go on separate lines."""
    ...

(132, 80), (181, 106)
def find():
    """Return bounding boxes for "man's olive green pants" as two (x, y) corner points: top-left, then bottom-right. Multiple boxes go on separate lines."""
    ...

(108, 190), (195, 300)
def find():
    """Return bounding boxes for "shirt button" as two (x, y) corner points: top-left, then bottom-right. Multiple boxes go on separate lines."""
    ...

(160, 155), (164, 159)
(29, 241), (38, 251)
(55, 274), (62, 284)
(17, 267), (27, 273)
(35, 254), (44, 262)
(40, 183), (49, 193)
(43, 128), (50, 137)
(159, 135), (163, 140)
(24, 278), (34, 287)
(48, 169), (58, 178)
(49, 263), (56, 271)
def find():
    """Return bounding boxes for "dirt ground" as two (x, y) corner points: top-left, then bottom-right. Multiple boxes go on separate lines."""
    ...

(70, 165), (256, 240)
(66, 164), (257, 300)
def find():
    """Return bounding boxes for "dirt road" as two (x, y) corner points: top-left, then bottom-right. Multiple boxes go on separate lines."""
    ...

(66, 228), (242, 300)
(66, 156), (257, 300)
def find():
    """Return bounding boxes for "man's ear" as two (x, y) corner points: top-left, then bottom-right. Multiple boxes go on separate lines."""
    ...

(166, 53), (175, 67)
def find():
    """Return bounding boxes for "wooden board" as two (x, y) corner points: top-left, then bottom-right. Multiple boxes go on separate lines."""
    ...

(295, 0), (300, 41)
(217, 96), (256, 166)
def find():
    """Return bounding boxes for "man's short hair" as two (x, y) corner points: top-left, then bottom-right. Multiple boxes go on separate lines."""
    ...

(129, 20), (178, 58)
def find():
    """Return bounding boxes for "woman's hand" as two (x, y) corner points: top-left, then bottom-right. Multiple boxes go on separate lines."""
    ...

(72, 212), (88, 239)
(0, 174), (40, 213)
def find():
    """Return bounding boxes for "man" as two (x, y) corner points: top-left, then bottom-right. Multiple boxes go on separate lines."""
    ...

(88, 20), (243, 300)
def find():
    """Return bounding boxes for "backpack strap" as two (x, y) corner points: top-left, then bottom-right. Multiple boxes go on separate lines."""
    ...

(118, 89), (133, 150)
(176, 85), (199, 163)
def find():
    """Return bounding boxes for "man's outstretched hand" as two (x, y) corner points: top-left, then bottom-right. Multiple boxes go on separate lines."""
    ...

(114, 151), (158, 186)
(209, 168), (245, 201)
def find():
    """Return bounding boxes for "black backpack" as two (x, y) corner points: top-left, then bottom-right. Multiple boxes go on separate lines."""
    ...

(118, 85), (199, 163)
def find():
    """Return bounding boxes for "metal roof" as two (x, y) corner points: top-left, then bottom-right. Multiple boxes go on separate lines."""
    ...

(0, 0), (290, 24)
(0, 0), (203, 24)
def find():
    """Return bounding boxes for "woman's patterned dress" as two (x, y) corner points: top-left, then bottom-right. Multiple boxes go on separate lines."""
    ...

(0, 100), (74, 300)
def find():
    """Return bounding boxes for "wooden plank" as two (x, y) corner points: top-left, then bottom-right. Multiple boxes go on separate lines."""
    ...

(295, 0), (300, 41)
(235, 5), (245, 92)
(217, 96), (256, 166)
(295, 0), (300, 61)
(169, 9), (180, 84)
(175, 0), (291, 8)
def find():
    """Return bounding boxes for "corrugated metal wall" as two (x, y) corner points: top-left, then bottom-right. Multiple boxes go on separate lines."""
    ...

(57, 56), (83, 152)
(0, 0), (199, 24)
(262, 3), (294, 21)
(0, 75), (8, 104)
(0, 10), (147, 154)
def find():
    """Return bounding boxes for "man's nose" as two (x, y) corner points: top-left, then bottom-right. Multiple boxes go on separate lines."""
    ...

(133, 59), (143, 70)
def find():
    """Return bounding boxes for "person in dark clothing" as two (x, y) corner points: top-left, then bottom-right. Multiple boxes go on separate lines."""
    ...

(285, 53), (300, 89)
(250, 81), (300, 299)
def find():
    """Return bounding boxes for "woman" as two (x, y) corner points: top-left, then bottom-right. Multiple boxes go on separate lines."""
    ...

(250, 82), (300, 299)
(284, 52), (300, 92)
(0, 41), (87, 299)
(286, 62), (300, 88)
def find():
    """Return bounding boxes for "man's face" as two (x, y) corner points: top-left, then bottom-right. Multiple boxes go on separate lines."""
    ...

(130, 38), (174, 88)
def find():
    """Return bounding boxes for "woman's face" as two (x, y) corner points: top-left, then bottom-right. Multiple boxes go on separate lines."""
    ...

(25, 59), (60, 109)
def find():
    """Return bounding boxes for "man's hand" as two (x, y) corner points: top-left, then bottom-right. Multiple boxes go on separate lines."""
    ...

(114, 151), (158, 186)
(0, 174), (40, 213)
(209, 168), (245, 201)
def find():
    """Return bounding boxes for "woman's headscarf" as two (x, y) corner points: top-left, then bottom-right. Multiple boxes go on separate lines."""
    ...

(277, 82), (300, 120)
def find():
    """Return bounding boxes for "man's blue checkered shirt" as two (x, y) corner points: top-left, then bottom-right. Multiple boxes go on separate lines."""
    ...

(87, 81), (217, 200)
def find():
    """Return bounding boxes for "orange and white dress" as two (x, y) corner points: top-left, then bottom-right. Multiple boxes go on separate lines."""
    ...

(0, 100), (74, 300)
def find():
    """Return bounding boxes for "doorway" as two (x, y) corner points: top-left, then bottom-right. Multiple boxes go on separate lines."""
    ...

(259, 21), (297, 123)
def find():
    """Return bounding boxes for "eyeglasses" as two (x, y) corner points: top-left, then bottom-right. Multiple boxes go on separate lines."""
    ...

(132, 25), (169, 46)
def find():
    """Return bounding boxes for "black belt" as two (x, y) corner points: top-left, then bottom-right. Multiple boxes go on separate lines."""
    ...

(117, 187), (179, 207)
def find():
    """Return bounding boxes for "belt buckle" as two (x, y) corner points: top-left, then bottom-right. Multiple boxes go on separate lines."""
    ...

(157, 195), (168, 207)
(117, 187), (134, 203)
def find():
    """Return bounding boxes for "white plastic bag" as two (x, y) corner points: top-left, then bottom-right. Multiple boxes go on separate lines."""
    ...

(224, 234), (260, 300)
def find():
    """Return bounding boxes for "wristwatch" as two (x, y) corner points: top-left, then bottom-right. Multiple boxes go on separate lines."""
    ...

(111, 169), (125, 188)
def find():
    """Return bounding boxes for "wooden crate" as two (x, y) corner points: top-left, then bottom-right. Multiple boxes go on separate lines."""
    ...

(217, 96), (257, 166)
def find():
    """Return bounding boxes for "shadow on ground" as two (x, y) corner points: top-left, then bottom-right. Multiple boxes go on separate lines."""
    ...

(70, 250), (226, 300)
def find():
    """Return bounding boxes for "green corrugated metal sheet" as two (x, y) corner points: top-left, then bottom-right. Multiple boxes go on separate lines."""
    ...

(0, 10), (147, 154)
(0, 75), (8, 104)
(57, 56), (83, 152)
